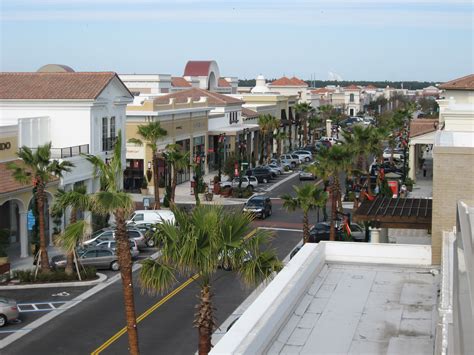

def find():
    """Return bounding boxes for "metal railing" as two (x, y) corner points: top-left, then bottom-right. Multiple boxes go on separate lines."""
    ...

(102, 136), (118, 151)
(50, 144), (89, 159)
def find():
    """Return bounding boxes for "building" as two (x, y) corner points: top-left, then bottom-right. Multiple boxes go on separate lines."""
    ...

(0, 67), (133, 258)
(344, 84), (362, 116)
(431, 73), (474, 264)
(268, 76), (309, 103)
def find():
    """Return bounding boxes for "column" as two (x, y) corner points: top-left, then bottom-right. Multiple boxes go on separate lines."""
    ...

(326, 119), (332, 137)
(369, 227), (381, 243)
(19, 211), (28, 258)
(204, 134), (209, 175)
(409, 143), (416, 181)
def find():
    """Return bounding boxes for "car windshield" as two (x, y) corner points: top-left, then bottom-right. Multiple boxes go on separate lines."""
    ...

(246, 199), (264, 207)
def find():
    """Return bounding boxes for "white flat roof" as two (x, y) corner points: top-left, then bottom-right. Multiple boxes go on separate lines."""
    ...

(435, 131), (474, 148)
(211, 242), (438, 355)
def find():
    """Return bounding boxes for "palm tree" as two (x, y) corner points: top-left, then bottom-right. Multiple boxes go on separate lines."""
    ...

(308, 114), (321, 144)
(139, 205), (282, 355)
(162, 144), (190, 205)
(266, 116), (280, 162)
(311, 145), (352, 241)
(128, 121), (168, 209)
(258, 114), (271, 164)
(52, 185), (92, 276)
(7, 143), (74, 272)
(84, 131), (139, 355)
(274, 131), (287, 157)
(294, 102), (314, 146)
(281, 184), (327, 243)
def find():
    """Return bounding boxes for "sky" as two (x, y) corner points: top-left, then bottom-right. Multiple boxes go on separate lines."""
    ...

(0, 0), (472, 82)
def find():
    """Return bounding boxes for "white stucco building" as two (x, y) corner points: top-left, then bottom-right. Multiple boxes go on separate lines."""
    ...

(0, 67), (133, 258)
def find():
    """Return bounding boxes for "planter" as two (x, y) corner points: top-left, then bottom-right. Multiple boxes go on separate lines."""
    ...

(140, 188), (149, 195)
(204, 193), (213, 201)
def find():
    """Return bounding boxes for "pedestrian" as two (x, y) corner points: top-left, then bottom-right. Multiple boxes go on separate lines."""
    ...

(422, 162), (427, 177)
(400, 184), (407, 198)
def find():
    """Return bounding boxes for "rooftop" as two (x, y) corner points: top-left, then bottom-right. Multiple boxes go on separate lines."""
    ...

(270, 76), (308, 87)
(153, 88), (242, 106)
(183, 60), (215, 76)
(439, 74), (474, 91)
(211, 242), (437, 355)
(0, 72), (132, 100)
(171, 76), (191, 87)
(410, 119), (439, 138)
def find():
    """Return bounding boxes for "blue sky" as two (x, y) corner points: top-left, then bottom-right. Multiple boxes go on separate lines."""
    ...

(1, 0), (472, 81)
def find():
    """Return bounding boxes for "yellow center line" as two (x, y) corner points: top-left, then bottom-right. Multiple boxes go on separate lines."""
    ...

(91, 229), (257, 355)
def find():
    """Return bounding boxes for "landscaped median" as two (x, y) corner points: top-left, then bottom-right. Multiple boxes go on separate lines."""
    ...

(0, 267), (107, 290)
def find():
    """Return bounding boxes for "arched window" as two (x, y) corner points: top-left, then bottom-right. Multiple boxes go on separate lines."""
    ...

(349, 93), (354, 102)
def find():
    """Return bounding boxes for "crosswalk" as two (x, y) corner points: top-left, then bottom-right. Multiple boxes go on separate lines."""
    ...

(17, 302), (67, 313)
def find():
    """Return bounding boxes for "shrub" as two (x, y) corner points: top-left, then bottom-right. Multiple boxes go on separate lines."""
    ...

(12, 266), (97, 283)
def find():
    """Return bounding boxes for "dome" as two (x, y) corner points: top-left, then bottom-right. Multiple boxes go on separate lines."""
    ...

(37, 64), (75, 73)
(251, 74), (270, 94)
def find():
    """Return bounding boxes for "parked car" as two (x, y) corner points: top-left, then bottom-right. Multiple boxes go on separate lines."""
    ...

(128, 223), (158, 247)
(266, 163), (285, 175)
(0, 297), (19, 327)
(95, 239), (140, 258)
(299, 170), (316, 180)
(51, 247), (120, 271)
(258, 165), (279, 178)
(302, 145), (318, 154)
(292, 150), (313, 162)
(83, 228), (147, 250)
(383, 148), (406, 160)
(308, 222), (366, 243)
(319, 136), (338, 145)
(126, 209), (176, 226)
(243, 195), (272, 219)
(248, 167), (273, 183)
(220, 176), (259, 190)
(270, 159), (291, 170)
(280, 154), (300, 168)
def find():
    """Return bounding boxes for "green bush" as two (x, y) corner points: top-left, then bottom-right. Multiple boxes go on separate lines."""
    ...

(12, 266), (97, 283)
(232, 187), (253, 198)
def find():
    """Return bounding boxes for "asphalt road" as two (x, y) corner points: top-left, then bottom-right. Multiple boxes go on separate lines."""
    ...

(3, 173), (314, 355)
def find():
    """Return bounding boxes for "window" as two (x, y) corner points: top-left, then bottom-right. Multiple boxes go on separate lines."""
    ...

(127, 231), (140, 239)
(110, 116), (116, 139)
(96, 250), (112, 257)
(349, 93), (354, 102)
(82, 251), (97, 259)
(99, 232), (114, 241)
(132, 213), (144, 222)
(229, 111), (238, 124)
(102, 117), (108, 150)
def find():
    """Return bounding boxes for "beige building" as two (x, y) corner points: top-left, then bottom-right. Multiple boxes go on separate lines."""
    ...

(431, 74), (474, 264)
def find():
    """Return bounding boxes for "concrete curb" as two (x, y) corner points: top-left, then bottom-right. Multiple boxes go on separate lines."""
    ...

(0, 273), (107, 290)
(0, 250), (161, 350)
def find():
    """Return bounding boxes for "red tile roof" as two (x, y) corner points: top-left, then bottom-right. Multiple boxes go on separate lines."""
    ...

(439, 74), (474, 90)
(218, 78), (231, 87)
(365, 85), (377, 90)
(0, 159), (58, 194)
(410, 118), (439, 138)
(311, 88), (334, 94)
(171, 77), (191, 87)
(183, 61), (214, 76)
(0, 72), (132, 100)
(153, 88), (242, 106)
(241, 107), (259, 119)
(345, 84), (360, 91)
(270, 76), (308, 87)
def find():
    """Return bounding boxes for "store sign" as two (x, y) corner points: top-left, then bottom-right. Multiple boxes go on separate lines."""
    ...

(388, 181), (398, 198)
(0, 142), (11, 150)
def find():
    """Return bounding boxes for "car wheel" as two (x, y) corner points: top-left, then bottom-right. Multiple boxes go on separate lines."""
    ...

(0, 315), (7, 327)
(305, 157), (310, 162)
(146, 238), (155, 248)
(261, 211), (266, 219)
(263, 178), (268, 184)
(268, 208), (272, 216)
(248, 185), (254, 191)
(110, 261), (120, 271)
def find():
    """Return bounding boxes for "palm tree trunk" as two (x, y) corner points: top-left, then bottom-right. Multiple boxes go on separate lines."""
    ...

(65, 209), (77, 276)
(277, 138), (281, 157)
(36, 182), (50, 272)
(266, 133), (272, 163)
(303, 211), (309, 244)
(196, 284), (215, 355)
(288, 126), (292, 151)
(171, 166), (177, 204)
(303, 114), (308, 145)
(153, 153), (161, 210)
(115, 209), (140, 355)
(260, 131), (265, 164)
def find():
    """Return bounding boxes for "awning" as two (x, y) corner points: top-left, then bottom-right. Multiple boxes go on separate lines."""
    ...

(208, 123), (259, 136)
(353, 196), (432, 229)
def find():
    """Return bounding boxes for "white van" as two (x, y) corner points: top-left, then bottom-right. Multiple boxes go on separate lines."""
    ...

(126, 210), (176, 225)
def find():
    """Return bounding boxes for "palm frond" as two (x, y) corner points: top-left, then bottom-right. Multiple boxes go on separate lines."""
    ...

(56, 220), (90, 252)
(139, 259), (177, 296)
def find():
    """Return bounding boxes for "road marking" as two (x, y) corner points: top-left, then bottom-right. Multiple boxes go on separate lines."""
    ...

(91, 274), (199, 355)
(91, 229), (257, 354)
(17, 302), (67, 313)
(258, 227), (303, 233)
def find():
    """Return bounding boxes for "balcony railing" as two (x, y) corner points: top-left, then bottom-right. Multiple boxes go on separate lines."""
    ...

(102, 136), (118, 151)
(50, 144), (89, 159)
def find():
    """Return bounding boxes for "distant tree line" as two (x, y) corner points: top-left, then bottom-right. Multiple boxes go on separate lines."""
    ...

(238, 79), (439, 90)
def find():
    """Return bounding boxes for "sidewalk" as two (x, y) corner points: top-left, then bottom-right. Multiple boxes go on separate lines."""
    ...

(7, 244), (63, 272)
(409, 149), (433, 198)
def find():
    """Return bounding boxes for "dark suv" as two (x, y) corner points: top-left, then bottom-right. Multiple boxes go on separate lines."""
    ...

(248, 167), (273, 183)
(243, 195), (272, 219)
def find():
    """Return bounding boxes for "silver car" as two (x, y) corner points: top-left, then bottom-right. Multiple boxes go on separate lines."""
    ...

(51, 247), (120, 271)
(95, 240), (140, 258)
(0, 297), (19, 327)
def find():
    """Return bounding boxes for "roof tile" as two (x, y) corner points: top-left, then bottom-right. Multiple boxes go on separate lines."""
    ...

(154, 88), (242, 106)
(439, 74), (474, 90)
(171, 77), (191, 87)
